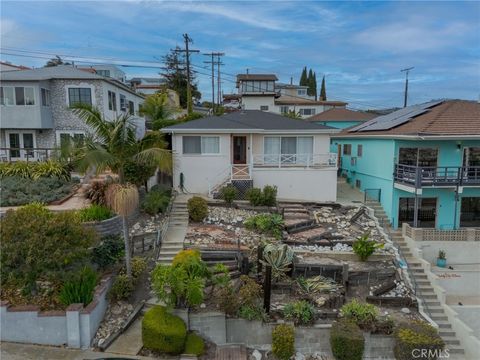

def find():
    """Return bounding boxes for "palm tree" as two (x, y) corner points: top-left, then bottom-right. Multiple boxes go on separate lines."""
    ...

(106, 184), (138, 276)
(70, 104), (172, 183)
(139, 91), (179, 130)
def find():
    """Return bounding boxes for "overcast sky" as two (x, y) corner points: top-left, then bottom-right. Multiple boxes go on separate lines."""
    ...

(1, 0), (479, 109)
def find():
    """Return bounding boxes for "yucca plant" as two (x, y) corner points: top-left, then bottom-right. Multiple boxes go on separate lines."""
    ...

(106, 183), (139, 277)
(32, 160), (70, 181)
(59, 266), (98, 306)
(261, 243), (294, 280)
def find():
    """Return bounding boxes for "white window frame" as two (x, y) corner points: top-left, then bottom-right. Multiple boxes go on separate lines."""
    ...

(182, 135), (220, 155)
(65, 84), (96, 106)
(55, 130), (86, 146)
(0, 86), (15, 106)
(41, 88), (50, 107)
(263, 135), (314, 164)
(299, 108), (316, 116)
(5, 130), (37, 159)
(1, 86), (35, 106)
(297, 89), (307, 96)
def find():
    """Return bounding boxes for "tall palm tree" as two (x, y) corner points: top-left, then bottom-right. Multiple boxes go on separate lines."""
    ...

(70, 104), (172, 183)
(106, 184), (139, 276)
(139, 91), (179, 130)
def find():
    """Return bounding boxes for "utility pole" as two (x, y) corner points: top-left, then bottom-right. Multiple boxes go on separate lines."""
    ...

(216, 53), (225, 108)
(203, 52), (224, 114)
(175, 34), (199, 114)
(401, 67), (414, 108)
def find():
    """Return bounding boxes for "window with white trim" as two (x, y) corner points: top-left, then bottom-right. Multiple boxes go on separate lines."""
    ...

(57, 131), (85, 147)
(183, 136), (220, 154)
(120, 94), (127, 111)
(297, 89), (307, 96)
(260, 105), (269, 111)
(263, 136), (313, 163)
(0, 87), (15, 106)
(108, 91), (117, 111)
(128, 100), (135, 115)
(41, 88), (50, 106)
(0, 86), (35, 106)
(280, 105), (289, 114)
(299, 108), (315, 116)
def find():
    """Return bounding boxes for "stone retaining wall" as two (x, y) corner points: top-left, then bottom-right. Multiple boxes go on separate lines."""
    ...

(83, 215), (123, 237)
(184, 311), (395, 359)
(0, 276), (112, 349)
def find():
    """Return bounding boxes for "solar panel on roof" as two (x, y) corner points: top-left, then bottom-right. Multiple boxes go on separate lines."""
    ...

(350, 100), (443, 132)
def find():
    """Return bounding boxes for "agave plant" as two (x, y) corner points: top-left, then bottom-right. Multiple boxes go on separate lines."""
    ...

(260, 243), (294, 280)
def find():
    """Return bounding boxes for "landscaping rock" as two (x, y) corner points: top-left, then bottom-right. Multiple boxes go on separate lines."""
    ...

(401, 307), (411, 314)
(251, 349), (262, 360)
(295, 352), (306, 360)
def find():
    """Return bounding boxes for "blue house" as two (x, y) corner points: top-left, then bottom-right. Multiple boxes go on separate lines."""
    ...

(306, 108), (376, 129)
(332, 100), (480, 230)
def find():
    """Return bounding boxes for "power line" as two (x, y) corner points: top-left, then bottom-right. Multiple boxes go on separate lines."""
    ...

(203, 52), (224, 112)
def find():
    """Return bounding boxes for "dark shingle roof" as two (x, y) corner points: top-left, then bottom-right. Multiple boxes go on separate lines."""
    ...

(236, 74), (278, 81)
(162, 110), (337, 133)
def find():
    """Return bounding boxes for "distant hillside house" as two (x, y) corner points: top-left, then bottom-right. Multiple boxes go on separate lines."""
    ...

(0, 61), (31, 72)
(162, 110), (339, 202)
(236, 73), (347, 119)
(0, 65), (145, 161)
(77, 64), (126, 83)
(332, 100), (480, 230)
(306, 108), (376, 129)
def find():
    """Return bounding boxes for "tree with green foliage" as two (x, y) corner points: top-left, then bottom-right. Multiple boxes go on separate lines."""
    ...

(139, 91), (179, 130)
(44, 56), (71, 67)
(320, 75), (327, 101)
(313, 71), (318, 100)
(163, 47), (201, 109)
(70, 104), (171, 183)
(299, 66), (308, 86)
(307, 69), (314, 97)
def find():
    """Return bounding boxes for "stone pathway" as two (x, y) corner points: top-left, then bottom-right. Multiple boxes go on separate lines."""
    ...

(157, 194), (191, 265)
(106, 317), (144, 356)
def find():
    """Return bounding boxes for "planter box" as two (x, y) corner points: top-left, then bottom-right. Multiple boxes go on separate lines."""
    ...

(83, 215), (122, 237)
(0, 276), (113, 349)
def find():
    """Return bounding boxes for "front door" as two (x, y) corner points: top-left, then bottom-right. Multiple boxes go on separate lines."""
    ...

(6, 131), (35, 160)
(233, 136), (247, 164)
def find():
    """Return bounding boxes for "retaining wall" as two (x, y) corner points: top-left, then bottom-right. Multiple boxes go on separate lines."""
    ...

(183, 311), (395, 358)
(0, 276), (112, 349)
(83, 215), (122, 237)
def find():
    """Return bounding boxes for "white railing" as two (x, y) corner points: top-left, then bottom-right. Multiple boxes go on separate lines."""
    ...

(252, 153), (337, 168)
(231, 164), (251, 179)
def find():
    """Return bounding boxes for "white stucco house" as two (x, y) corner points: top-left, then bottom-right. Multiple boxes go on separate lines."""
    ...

(162, 110), (340, 202)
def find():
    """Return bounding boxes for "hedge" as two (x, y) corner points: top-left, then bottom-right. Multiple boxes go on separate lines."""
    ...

(330, 319), (364, 360)
(394, 320), (445, 360)
(142, 305), (187, 354)
(272, 324), (295, 360)
(184, 332), (205, 356)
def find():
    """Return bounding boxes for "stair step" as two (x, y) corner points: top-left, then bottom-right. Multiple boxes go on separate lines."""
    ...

(422, 294), (438, 299)
(442, 337), (461, 345)
(448, 347), (465, 354)
(424, 301), (441, 306)
(430, 314), (448, 321)
(436, 321), (452, 329)
(439, 330), (456, 337)
(427, 307), (445, 313)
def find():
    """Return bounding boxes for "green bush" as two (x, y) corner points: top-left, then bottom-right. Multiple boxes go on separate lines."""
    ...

(394, 320), (445, 360)
(0, 203), (96, 290)
(244, 213), (284, 239)
(262, 185), (277, 206)
(131, 256), (147, 279)
(187, 196), (208, 222)
(0, 176), (77, 207)
(220, 185), (237, 205)
(77, 204), (113, 222)
(0, 160), (70, 180)
(246, 188), (263, 206)
(109, 274), (134, 300)
(340, 299), (379, 330)
(238, 275), (262, 307)
(374, 316), (395, 335)
(152, 250), (209, 308)
(245, 185), (277, 206)
(91, 235), (124, 269)
(184, 332), (205, 356)
(272, 324), (295, 360)
(330, 320), (364, 360)
(141, 188), (171, 215)
(59, 266), (98, 306)
(124, 160), (156, 188)
(142, 305), (187, 354)
(352, 233), (383, 261)
(237, 304), (267, 321)
(283, 300), (315, 325)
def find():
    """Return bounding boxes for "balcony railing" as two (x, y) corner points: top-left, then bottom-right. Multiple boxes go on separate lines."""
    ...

(0, 147), (57, 162)
(252, 153), (337, 169)
(394, 164), (480, 188)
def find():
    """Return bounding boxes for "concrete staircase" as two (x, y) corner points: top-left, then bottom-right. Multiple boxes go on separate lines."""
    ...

(389, 229), (465, 357)
(366, 201), (392, 227)
(157, 196), (189, 265)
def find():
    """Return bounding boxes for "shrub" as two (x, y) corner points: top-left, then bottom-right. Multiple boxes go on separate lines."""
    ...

(184, 332), (205, 356)
(283, 300), (315, 325)
(0, 176), (77, 207)
(340, 299), (379, 330)
(394, 320), (445, 360)
(244, 213), (284, 239)
(272, 324), (295, 360)
(142, 305), (187, 354)
(262, 185), (277, 206)
(77, 204), (113, 222)
(238, 304), (267, 321)
(124, 160), (156, 188)
(215, 285), (240, 315)
(152, 250), (208, 308)
(86, 180), (112, 206)
(0, 160), (70, 180)
(141, 188), (171, 215)
(0, 203), (96, 289)
(131, 256), (147, 279)
(220, 185), (237, 205)
(246, 187), (263, 206)
(352, 233), (383, 261)
(330, 320), (364, 360)
(59, 266), (98, 306)
(238, 275), (262, 307)
(187, 196), (208, 222)
(374, 316), (395, 335)
(109, 274), (134, 300)
(91, 235), (124, 269)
